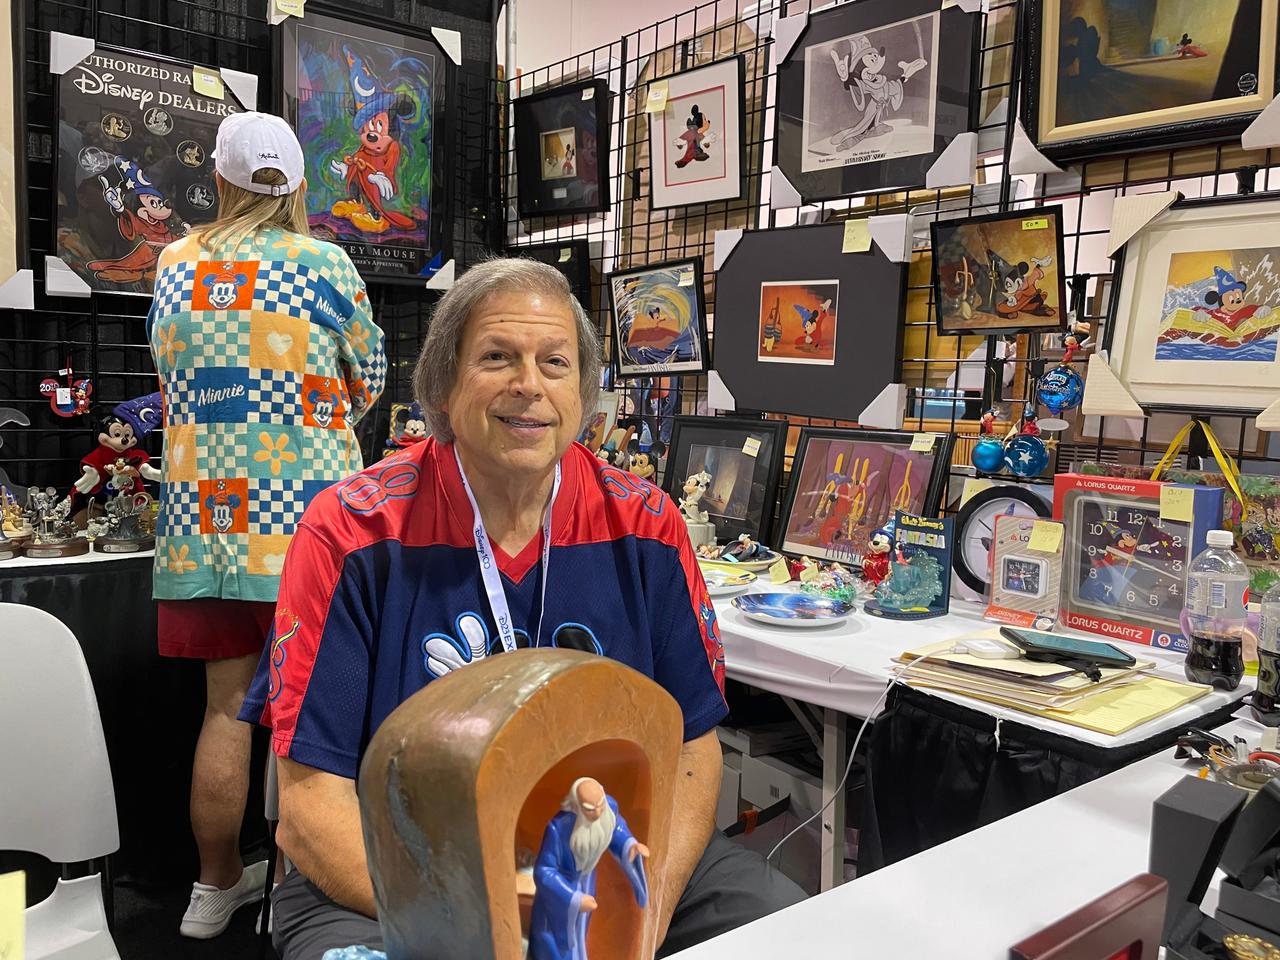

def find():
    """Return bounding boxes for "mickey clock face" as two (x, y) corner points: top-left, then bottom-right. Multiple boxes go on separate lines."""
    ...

(1065, 493), (1189, 633)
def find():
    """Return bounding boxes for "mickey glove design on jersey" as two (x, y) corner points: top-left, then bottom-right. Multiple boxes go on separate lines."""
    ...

(422, 615), (603, 679)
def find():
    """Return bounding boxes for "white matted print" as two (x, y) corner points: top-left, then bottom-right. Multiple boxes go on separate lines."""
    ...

(649, 57), (744, 210)
(801, 11), (939, 174)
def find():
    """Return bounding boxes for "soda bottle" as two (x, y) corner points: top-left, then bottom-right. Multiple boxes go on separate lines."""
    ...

(1183, 530), (1248, 690)
(1254, 579), (1280, 721)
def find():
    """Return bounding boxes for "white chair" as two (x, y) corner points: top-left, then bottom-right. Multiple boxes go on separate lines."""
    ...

(0, 602), (121, 960)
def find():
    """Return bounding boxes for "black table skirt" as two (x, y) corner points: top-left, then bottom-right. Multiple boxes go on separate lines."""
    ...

(858, 685), (1242, 873)
(0, 556), (267, 897)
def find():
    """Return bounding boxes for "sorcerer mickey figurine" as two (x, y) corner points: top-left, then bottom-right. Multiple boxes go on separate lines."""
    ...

(73, 392), (162, 509)
(529, 777), (649, 960)
(862, 527), (893, 587)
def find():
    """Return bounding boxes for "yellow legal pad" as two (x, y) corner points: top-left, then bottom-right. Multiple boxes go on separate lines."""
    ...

(0, 870), (23, 960)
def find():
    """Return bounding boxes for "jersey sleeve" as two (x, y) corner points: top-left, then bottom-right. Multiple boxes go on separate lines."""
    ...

(327, 251), (386, 425)
(239, 520), (375, 780)
(648, 513), (728, 742)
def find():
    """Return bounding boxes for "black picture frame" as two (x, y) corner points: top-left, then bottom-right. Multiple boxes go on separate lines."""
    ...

(772, 0), (980, 205)
(1023, 0), (1280, 164)
(774, 426), (954, 564)
(662, 416), (788, 544)
(515, 78), (612, 218)
(2, 0), (27, 281)
(509, 239), (593, 314)
(930, 205), (1069, 337)
(52, 40), (248, 297)
(647, 55), (748, 211)
(713, 221), (905, 420)
(606, 256), (710, 378)
(277, 8), (454, 284)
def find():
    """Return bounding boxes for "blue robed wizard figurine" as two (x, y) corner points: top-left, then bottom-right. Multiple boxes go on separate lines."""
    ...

(529, 777), (650, 960)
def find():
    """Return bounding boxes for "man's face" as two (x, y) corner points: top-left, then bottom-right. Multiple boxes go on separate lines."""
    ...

(576, 779), (606, 822)
(444, 291), (581, 478)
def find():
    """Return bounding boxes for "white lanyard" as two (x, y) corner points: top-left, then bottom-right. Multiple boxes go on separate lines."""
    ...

(453, 445), (561, 654)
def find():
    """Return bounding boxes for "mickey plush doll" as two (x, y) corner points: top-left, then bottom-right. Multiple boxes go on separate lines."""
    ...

(73, 392), (162, 508)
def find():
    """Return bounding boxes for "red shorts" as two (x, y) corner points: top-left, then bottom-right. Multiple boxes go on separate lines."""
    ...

(157, 598), (275, 660)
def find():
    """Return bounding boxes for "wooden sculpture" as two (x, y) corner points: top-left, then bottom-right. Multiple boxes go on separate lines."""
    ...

(357, 648), (684, 960)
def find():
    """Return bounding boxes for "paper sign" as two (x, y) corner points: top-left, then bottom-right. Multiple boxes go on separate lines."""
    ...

(798, 563), (821, 583)
(552, 187), (568, 199)
(959, 477), (995, 507)
(910, 433), (936, 452)
(558, 247), (572, 263)
(1160, 486), (1196, 523)
(269, 0), (305, 18)
(1022, 217), (1049, 231)
(1028, 520), (1064, 554)
(55, 387), (71, 406)
(841, 218), (871, 253)
(742, 436), (762, 458)
(645, 80), (669, 113)
(768, 556), (791, 583)
(57, 368), (70, 376)
(678, 268), (694, 287)
(192, 66), (225, 100)
(0, 871), (23, 960)
(581, 88), (593, 101)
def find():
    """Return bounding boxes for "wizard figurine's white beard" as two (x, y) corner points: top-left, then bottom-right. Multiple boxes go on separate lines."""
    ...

(568, 799), (617, 875)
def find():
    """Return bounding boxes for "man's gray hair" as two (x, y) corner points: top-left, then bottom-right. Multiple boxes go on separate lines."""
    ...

(413, 257), (603, 441)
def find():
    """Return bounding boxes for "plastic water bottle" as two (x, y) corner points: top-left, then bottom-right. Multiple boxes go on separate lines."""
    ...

(1183, 530), (1249, 690)
(1255, 580), (1280, 720)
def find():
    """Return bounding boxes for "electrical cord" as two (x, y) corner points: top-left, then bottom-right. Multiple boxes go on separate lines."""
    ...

(766, 652), (932, 866)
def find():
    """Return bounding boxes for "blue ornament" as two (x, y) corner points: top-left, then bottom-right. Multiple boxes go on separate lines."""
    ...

(1003, 434), (1050, 477)
(971, 436), (1006, 473)
(1036, 364), (1084, 416)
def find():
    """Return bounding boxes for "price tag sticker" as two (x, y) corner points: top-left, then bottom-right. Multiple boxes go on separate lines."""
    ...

(1028, 520), (1064, 554)
(645, 80), (669, 113)
(57, 368), (70, 376)
(558, 247), (572, 263)
(552, 187), (568, 199)
(0, 870), (23, 960)
(192, 66), (225, 100)
(1022, 217), (1049, 231)
(768, 556), (791, 583)
(1160, 485), (1196, 523)
(581, 88), (594, 101)
(799, 563), (821, 583)
(909, 433), (936, 452)
(678, 268), (694, 287)
(742, 436), (762, 458)
(270, 0), (306, 17)
(841, 218), (871, 253)
(55, 387), (71, 406)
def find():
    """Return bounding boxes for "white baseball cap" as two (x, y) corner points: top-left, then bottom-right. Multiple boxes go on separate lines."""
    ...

(213, 111), (305, 197)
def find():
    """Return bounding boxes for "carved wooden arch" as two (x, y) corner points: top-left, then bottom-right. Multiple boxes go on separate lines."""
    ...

(358, 648), (684, 960)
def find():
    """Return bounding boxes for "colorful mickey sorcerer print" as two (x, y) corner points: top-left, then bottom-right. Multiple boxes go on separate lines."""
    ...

(147, 225), (386, 602)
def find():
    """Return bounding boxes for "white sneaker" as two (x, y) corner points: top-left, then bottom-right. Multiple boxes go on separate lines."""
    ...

(180, 860), (268, 939)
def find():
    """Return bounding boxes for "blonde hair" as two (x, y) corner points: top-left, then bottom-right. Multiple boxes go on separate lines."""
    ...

(194, 167), (310, 252)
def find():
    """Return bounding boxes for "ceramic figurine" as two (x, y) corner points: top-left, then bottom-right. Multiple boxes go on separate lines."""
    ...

(23, 486), (87, 558)
(971, 408), (1006, 474)
(84, 460), (156, 553)
(695, 542), (723, 560)
(679, 470), (716, 550)
(385, 401), (428, 457)
(627, 440), (664, 483)
(73, 393), (162, 508)
(720, 533), (764, 563)
(801, 561), (864, 605)
(1, 489), (31, 543)
(861, 528), (893, 586)
(529, 777), (649, 960)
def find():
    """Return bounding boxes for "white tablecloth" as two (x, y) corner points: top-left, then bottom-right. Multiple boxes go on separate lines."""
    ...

(716, 588), (1250, 749)
(0, 547), (154, 569)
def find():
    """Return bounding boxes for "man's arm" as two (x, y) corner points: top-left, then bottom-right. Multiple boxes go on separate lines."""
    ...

(654, 729), (721, 943)
(275, 756), (377, 919)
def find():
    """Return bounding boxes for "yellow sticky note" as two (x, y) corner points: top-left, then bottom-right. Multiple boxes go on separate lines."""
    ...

(1028, 520), (1064, 554)
(645, 80), (669, 114)
(558, 247), (572, 263)
(1022, 217), (1049, 231)
(798, 563), (821, 583)
(0, 871), (24, 960)
(678, 268), (694, 287)
(910, 433), (936, 452)
(742, 436), (762, 458)
(192, 66), (225, 101)
(842, 218), (871, 253)
(270, 0), (305, 17)
(959, 477), (995, 507)
(1161, 486), (1196, 523)
(768, 556), (791, 583)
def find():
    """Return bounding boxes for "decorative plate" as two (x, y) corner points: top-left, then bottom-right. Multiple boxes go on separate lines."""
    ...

(699, 549), (781, 573)
(731, 592), (854, 627)
(703, 569), (757, 597)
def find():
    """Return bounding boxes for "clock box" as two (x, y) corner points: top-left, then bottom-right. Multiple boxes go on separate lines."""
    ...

(1053, 473), (1225, 653)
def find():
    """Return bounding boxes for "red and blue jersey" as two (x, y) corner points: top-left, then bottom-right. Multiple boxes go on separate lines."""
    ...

(240, 437), (727, 780)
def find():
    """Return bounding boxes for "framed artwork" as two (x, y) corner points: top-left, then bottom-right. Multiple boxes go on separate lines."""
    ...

(515, 79), (611, 218)
(662, 416), (788, 544)
(1025, 0), (1280, 162)
(931, 206), (1068, 336)
(647, 56), (746, 211)
(54, 42), (247, 296)
(279, 12), (452, 283)
(714, 222), (905, 420)
(773, 0), (980, 204)
(511, 240), (593, 311)
(1104, 195), (1280, 412)
(0, 1), (25, 291)
(776, 427), (954, 564)
(577, 390), (621, 453)
(606, 258), (709, 377)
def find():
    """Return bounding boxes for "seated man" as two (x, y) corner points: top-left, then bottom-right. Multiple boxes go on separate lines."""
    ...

(240, 257), (806, 960)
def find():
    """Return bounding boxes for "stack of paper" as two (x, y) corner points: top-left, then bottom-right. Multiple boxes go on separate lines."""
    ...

(895, 630), (1210, 736)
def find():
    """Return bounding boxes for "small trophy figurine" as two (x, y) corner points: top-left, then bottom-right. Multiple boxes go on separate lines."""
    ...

(678, 470), (715, 548)
(528, 778), (649, 960)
